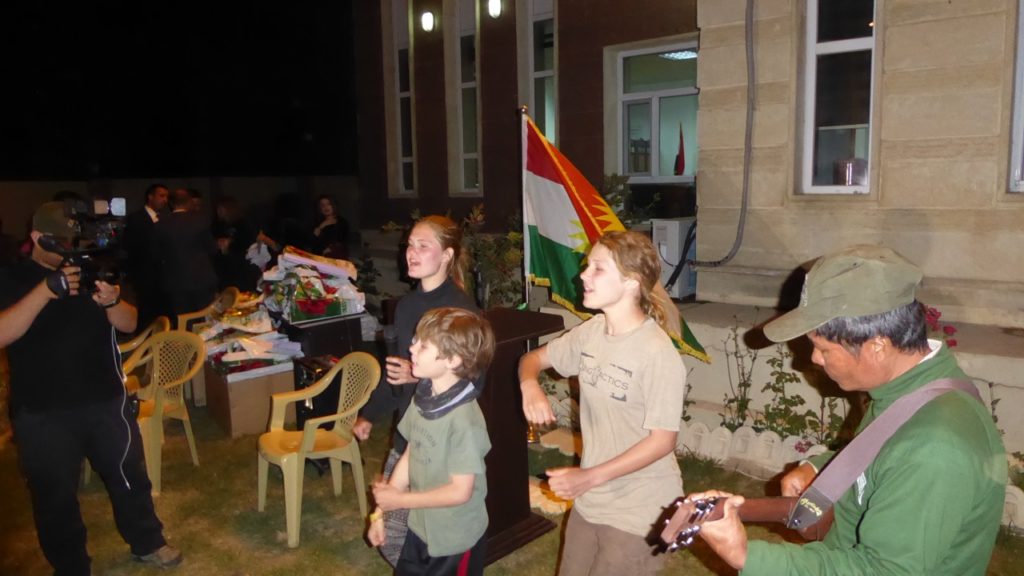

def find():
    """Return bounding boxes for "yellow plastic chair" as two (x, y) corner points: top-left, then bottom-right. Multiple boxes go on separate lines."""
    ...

(257, 351), (381, 547)
(176, 287), (238, 406)
(176, 286), (239, 331)
(122, 330), (205, 495)
(118, 316), (172, 358)
(83, 316), (173, 487)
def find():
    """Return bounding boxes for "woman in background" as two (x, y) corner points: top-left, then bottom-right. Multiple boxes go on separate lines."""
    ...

(311, 195), (349, 259)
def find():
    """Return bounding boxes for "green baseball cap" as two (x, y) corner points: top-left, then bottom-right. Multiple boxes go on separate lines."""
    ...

(763, 245), (923, 343)
(32, 202), (77, 240)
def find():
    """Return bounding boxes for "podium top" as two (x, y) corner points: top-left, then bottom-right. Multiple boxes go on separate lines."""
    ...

(483, 308), (565, 345)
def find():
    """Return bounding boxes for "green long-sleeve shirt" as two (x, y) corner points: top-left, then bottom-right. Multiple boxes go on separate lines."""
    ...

(743, 342), (1007, 576)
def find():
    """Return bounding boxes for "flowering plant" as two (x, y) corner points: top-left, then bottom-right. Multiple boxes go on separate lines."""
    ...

(924, 305), (957, 347)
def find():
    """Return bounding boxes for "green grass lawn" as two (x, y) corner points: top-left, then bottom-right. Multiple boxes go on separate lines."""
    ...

(1, 406), (1021, 575)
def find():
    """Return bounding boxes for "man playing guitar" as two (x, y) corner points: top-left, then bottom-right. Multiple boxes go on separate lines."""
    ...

(681, 246), (1006, 575)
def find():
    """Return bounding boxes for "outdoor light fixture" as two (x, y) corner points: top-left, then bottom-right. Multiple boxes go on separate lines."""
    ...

(421, 11), (436, 32)
(488, 0), (502, 18)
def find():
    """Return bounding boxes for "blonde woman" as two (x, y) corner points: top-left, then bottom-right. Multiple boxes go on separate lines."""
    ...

(519, 230), (686, 576)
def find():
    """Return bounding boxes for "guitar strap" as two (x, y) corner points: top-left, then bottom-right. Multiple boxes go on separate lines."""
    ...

(786, 377), (982, 531)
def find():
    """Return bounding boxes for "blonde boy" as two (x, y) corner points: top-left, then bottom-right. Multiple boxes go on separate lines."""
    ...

(368, 307), (495, 576)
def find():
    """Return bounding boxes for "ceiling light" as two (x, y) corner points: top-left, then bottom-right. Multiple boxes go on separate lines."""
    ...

(659, 50), (698, 61)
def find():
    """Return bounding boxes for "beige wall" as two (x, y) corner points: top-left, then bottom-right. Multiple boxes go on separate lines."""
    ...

(695, 0), (1024, 328)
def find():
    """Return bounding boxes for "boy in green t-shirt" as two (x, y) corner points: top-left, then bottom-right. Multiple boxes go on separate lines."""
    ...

(368, 307), (495, 576)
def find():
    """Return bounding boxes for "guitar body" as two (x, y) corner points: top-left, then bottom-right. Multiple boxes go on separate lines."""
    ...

(659, 496), (833, 551)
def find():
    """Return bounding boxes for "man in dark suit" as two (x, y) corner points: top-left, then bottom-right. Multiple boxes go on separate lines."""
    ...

(152, 189), (218, 326)
(123, 183), (168, 328)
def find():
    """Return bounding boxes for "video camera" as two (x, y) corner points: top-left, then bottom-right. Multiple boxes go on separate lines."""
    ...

(38, 197), (127, 292)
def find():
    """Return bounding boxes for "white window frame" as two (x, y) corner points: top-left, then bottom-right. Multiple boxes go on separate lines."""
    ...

(384, 0), (415, 197)
(801, 0), (876, 195)
(1010, 0), (1024, 192)
(457, 31), (480, 194)
(616, 41), (699, 184)
(448, 0), (480, 196)
(397, 44), (416, 195)
(529, 7), (555, 142)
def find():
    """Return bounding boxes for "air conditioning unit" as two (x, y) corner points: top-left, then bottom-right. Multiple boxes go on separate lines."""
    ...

(651, 218), (697, 299)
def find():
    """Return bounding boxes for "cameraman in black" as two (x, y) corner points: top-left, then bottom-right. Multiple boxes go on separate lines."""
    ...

(0, 202), (181, 574)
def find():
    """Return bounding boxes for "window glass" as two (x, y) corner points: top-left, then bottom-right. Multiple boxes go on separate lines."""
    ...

(400, 97), (413, 157)
(626, 102), (652, 174)
(462, 87), (477, 154)
(534, 76), (556, 141)
(818, 0), (875, 43)
(461, 35), (476, 83)
(398, 48), (410, 93)
(463, 158), (479, 189)
(533, 19), (554, 72)
(812, 50), (871, 186)
(402, 162), (414, 191)
(658, 95), (698, 177)
(624, 50), (697, 94)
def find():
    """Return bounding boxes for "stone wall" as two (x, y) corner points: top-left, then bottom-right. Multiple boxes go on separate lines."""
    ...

(694, 0), (1024, 328)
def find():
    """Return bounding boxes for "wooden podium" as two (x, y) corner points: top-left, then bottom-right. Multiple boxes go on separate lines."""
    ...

(479, 308), (565, 564)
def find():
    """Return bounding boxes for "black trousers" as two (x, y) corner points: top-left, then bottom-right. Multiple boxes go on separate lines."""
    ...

(397, 529), (486, 576)
(13, 395), (166, 576)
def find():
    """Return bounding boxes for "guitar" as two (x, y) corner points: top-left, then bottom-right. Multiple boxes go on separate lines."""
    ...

(659, 496), (833, 551)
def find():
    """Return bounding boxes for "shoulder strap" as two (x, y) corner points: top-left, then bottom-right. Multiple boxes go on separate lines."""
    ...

(787, 378), (981, 530)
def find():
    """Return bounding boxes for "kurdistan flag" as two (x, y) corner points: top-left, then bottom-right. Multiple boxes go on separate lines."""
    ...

(521, 114), (708, 362)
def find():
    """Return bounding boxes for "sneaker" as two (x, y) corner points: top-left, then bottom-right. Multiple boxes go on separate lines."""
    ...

(132, 544), (183, 569)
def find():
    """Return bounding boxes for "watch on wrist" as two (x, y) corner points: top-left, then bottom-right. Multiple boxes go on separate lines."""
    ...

(102, 296), (121, 309)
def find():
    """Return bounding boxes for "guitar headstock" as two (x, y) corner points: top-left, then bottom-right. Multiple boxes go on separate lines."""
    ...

(660, 496), (722, 551)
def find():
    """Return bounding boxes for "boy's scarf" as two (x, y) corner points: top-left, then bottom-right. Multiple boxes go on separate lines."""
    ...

(413, 378), (480, 420)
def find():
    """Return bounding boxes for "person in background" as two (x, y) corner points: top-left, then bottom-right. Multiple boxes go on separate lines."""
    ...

(183, 188), (203, 214)
(152, 189), (218, 327)
(353, 215), (478, 566)
(311, 194), (349, 259)
(122, 183), (169, 329)
(0, 217), (20, 266)
(688, 245), (1006, 576)
(518, 230), (686, 576)
(211, 196), (259, 291)
(256, 192), (311, 257)
(368, 307), (495, 576)
(0, 202), (182, 574)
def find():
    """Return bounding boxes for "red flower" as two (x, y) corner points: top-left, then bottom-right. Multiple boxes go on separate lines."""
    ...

(946, 339), (958, 348)
(942, 325), (957, 335)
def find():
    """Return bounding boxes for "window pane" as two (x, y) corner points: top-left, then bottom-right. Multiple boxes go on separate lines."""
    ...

(658, 95), (698, 177)
(462, 86), (477, 153)
(400, 96), (413, 157)
(625, 101), (651, 174)
(461, 35), (476, 82)
(398, 48), (410, 93)
(534, 76), (556, 141)
(624, 50), (697, 94)
(463, 158), (479, 189)
(533, 19), (554, 72)
(402, 161), (414, 191)
(818, 0), (874, 43)
(813, 51), (872, 186)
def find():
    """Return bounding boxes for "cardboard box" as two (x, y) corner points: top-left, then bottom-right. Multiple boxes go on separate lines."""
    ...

(204, 362), (296, 438)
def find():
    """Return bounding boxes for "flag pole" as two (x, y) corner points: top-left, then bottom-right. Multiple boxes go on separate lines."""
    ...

(518, 105), (530, 310)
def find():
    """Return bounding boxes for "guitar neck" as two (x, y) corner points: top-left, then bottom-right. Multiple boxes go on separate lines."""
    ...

(690, 496), (797, 524)
(737, 496), (798, 524)
(660, 496), (801, 549)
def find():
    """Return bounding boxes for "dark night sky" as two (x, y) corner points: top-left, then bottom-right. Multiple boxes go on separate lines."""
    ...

(0, 4), (357, 179)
